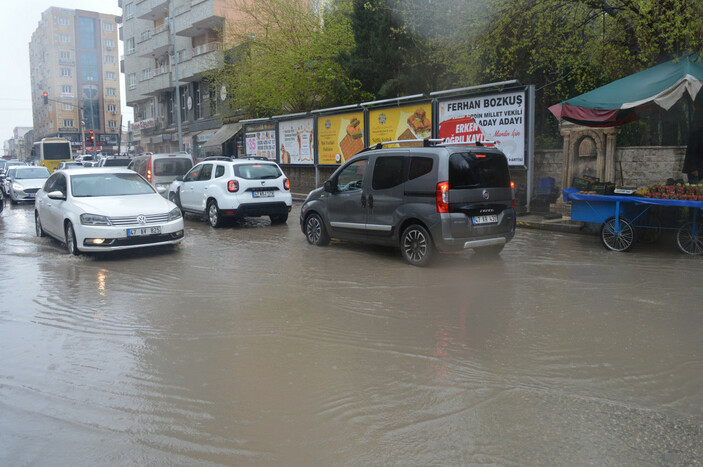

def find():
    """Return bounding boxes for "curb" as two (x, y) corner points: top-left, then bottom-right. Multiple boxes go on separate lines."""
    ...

(516, 218), (586, 234)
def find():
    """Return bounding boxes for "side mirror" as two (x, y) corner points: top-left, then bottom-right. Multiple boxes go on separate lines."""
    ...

(324, 180), (334, 193)
(176, 175), (184, 182)
(48, 190), (66, 200)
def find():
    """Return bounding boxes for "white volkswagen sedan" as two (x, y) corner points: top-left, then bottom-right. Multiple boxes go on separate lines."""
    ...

(35, 167), (184, 255)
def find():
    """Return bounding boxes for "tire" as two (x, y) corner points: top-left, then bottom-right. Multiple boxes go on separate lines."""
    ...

(65, 222), (80, 255)
(270, 213), (288, 224)
(207, 199), (223, 228)
(305, 213), (330, 246)
(169, 192), (182, 211)
(601, 216), (635, 252)
(35, 211), (45, 237)
(400, 224), (434, 266)
(473, 244), (504, 257)
(676, 223), (703, 255)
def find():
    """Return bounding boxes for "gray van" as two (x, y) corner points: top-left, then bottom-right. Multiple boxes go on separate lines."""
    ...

(300, 140), (516, 266)
(128, 153), (194, 197)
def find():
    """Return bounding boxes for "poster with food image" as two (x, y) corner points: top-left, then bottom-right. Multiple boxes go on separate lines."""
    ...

(245, 122), (277, 160)
(369, 103), (432, 147)
(438, 90), (526, 166)
(277, 118), (314, 164)
(317, 111), (365, 165)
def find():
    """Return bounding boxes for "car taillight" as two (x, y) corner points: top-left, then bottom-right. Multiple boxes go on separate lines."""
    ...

(510, 180), (515, 209)
(146, 156), (152, 181)
(283, 178), (290, 190)
(436, 181), (449, 213)
(228, 180), (239, 192)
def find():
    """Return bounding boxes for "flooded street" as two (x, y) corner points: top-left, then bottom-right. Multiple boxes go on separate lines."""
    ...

(1, 200), (702, 466)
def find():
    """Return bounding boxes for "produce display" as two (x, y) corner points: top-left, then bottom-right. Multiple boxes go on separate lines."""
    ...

(639, 183), (703, 200)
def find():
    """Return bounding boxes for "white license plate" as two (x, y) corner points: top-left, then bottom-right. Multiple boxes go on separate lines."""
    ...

(252, 191), (274, 198)
(472, 215), (498, 225)
(127, 226), (162, 237)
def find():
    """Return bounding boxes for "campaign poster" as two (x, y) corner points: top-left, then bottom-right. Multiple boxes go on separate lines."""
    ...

(438, 90), (526, 166)
(277, 118), (314, 165)
(245, 122), (277, 160)
(368, 103), (432, 147)
(317, 111), (364, 165)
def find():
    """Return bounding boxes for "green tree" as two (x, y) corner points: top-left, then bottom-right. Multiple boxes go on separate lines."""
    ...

(209, 0), (369, 118)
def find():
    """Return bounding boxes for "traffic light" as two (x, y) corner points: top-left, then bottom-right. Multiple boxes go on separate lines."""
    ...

(88, 130), (94, 142)
(43, 92), (48, 105)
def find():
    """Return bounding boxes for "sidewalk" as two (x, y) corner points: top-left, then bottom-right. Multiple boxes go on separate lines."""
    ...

(517, 212), (586, 234)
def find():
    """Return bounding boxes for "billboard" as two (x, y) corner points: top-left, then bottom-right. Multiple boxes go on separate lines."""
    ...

(277, 118), (314, 164)
(245, 122), (277, 160)
(317, 111), (364, 165)
(368, 103), (432, 147)
(438, 90), (526, 166)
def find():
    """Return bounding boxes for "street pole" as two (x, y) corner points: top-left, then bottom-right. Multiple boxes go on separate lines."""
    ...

(80, 112), (86, 156)
(170, 0), (184, 152)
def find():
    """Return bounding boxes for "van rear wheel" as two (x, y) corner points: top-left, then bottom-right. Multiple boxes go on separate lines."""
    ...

(400, 224), (433, 266)
(207, 200), (223, 228)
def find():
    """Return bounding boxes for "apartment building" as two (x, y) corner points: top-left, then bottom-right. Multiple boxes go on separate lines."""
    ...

(29, 8), (122, 154)
(120, 0), (247, 157)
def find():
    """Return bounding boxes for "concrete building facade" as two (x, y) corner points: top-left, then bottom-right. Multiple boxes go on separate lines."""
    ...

(29, 7), (122, 155)
(120, 0), (245, 158)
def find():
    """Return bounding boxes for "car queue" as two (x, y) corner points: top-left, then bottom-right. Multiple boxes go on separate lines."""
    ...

(3, 140), (517, 266)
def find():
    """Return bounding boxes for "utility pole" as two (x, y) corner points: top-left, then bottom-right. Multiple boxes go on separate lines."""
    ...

(170, 0), (184, 152)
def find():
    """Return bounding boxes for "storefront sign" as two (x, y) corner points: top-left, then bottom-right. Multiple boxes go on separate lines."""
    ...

(245, 122), (276, 160)
(438, 90), (526, 166)
(132, 118), (155, 130)
(317, 111), (364, 165)
(277, 118), (314, 164)
(368, 103), (432, 147)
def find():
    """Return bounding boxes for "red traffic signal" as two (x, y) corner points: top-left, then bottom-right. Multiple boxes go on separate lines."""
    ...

(43, 92), (48, 105)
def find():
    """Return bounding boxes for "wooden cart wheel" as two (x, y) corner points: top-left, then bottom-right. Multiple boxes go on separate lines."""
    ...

(676, 223), (703, 255)
(636, 213), (662, 244)
(601, 216), (635, 252)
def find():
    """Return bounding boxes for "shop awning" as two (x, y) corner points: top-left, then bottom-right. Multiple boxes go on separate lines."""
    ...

(549, 54), (703, 127)
(200, 123), (242, 149)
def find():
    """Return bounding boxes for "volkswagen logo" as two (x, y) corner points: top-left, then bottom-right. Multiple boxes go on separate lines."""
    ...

(137, 215), (147, 225)
(482, 190), (490, 200)
(260, 181), (266, 186)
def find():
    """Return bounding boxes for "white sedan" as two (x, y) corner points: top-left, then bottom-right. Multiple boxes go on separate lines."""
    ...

(35, 167), (184, 255)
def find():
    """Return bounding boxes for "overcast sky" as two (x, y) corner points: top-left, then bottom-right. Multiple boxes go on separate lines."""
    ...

(0, 0), (133, 145)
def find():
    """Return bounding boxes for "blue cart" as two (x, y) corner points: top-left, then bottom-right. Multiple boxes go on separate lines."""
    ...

(563, 188), (703, 255)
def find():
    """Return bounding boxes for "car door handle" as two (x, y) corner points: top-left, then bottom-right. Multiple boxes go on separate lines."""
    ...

(368, 195), (374, 209)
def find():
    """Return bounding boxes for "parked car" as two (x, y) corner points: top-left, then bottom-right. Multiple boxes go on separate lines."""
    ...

(97, 156), (132, 167)
(8, 166), (51, 203)
(300, 140), (516, 266)
(128, 153), (193, 197)
(168, 158), (292, 227)
(1, 161), (28, 194)
(34, 167), (184, 255)
(57, 161), (84, 170)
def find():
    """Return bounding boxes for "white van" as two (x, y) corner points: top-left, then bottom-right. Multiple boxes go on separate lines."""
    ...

(128, 153), (194, 197)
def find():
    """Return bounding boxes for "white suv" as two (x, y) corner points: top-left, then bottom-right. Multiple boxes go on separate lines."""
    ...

(169, 157), (292, 227)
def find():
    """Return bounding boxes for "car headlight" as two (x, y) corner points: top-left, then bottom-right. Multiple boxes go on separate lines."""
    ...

(168, 207), (182, 221)
(12, 183), (24, 191)
(80, 213), (111, 225)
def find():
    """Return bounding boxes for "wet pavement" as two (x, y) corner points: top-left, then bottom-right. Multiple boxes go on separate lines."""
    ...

(1, 200), (702, 466)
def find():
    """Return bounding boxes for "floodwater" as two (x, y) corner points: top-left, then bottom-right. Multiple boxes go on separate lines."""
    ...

(1, 201), (702, 466)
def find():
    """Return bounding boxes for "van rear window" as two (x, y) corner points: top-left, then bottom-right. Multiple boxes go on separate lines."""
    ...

(234, 163), (281, 180)
(448, 152), (510, 189)
(154, 158), (193, 176)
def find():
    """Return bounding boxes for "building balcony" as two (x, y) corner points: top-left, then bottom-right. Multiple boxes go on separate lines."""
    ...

(137, 0), (169, 21)
(175, 42), (222, 81)
(139, 25), (170, 58)
(176, 0), (224, 37)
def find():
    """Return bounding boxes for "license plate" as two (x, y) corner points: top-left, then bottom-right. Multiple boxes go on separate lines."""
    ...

(127, 226), (162, 237)
(253, 191), (274, 198)
(27, 193), (34, 198)
(472, 215), (498, 225)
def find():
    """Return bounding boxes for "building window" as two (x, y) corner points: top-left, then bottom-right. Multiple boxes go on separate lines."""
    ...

(60, 51), (71, 59)
(142, 68), (152, 80)
(108, 120), (118, 128)
(104, 55), (115, 64)
(104, 39), (114, 48)
(63, 119), (74, 128)
(124, 3), (134, 20)
(59, 34), (70, 43)
(61, 68), (71, 77)
(62, 103), (73, 111)
(105, 71), (115, 80)
(58, 17), (70, 26)
(61, 85), (72, 93)
(81, 51), (98, 81)
(128, 73), (136, 90)
(103, 23), (114, 31)
(78, 17), (95, 48)
(194, 82), (201, 120)
(107, 104), (117, 113)
(126, 38), (135, 54)
(107, 88), (117, 96)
